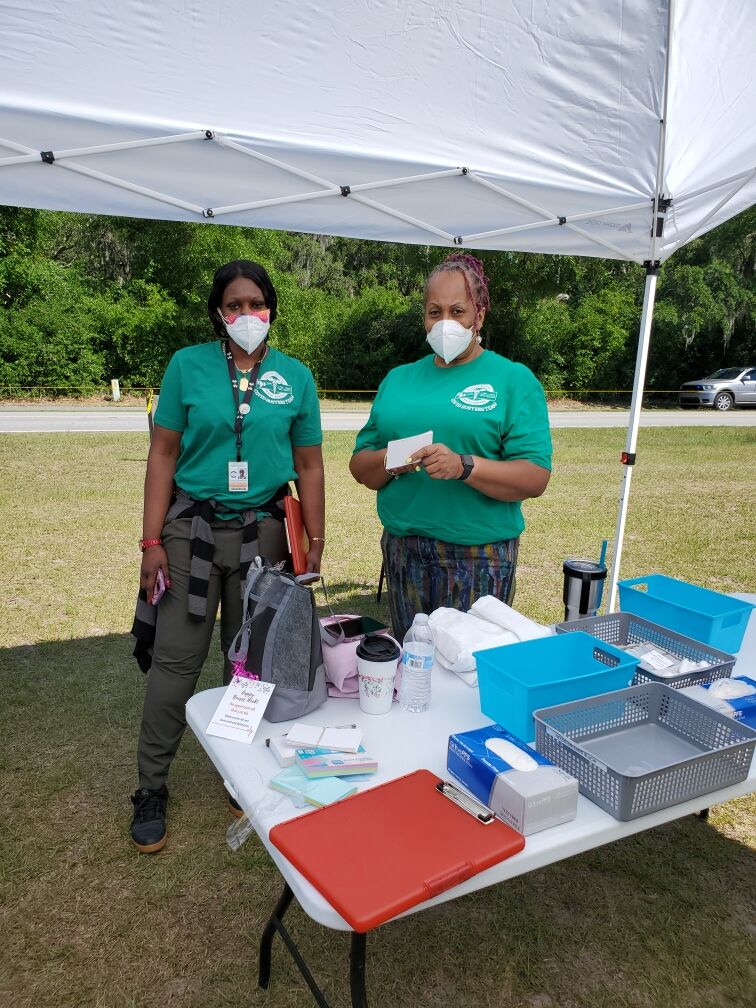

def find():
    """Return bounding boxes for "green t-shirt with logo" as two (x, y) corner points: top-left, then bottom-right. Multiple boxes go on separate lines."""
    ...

(155, 342), (322, 514)
(354, 351), (552, 545)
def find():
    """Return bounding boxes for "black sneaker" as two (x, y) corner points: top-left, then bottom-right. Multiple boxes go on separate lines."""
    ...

(228, 794), (244, 818)
(130, 785), (168, 852)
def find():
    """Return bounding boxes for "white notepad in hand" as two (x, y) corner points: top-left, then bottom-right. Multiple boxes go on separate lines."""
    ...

(385, 430), (433, 470)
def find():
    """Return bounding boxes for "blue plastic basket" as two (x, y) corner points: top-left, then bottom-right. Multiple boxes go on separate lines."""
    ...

(617, 575), (755, 654)
(474, 631), (639, 743)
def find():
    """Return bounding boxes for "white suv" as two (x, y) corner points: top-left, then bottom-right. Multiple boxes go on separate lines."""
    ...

(679, 366), (756, 411)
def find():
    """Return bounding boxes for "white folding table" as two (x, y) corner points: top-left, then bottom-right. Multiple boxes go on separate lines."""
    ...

(186, 595), (756, 1007)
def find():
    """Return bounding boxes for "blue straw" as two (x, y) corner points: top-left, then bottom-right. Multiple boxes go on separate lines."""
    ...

(598, 538), (608, 569)
(595, 539), (609, 613)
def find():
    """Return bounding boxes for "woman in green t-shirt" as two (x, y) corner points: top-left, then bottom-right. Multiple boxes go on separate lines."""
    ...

(130, 259), (325, 853)
(350, 253), (552, 641)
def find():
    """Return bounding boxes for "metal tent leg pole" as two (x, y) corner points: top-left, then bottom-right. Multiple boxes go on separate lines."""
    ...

(607, 266), (659, 612)
(349, 932), (369, 1008)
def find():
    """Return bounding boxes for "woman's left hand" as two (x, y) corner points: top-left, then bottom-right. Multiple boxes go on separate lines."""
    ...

(410, 443), (464, 480)
(305, 541), (324, 574)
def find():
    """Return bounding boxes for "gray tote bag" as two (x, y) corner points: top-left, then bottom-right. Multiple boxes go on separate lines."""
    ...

(228, 562), (328, 722)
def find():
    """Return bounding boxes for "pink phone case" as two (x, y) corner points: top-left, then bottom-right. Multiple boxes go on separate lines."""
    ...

(151, 569), (166, 606)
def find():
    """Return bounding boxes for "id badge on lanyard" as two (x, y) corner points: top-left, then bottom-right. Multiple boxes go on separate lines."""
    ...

(224, 342), (263, 492)
(228, 461), (249, 493)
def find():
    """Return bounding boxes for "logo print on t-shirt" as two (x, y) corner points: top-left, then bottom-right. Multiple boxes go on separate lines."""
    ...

(256, 370), (294, 405)
(451, 383), (498, 412)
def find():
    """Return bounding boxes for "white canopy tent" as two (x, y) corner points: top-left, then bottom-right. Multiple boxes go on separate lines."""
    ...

(2, 0), (754, 606)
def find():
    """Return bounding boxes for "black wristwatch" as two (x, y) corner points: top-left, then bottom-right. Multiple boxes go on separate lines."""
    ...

(457, 454), (474, 481)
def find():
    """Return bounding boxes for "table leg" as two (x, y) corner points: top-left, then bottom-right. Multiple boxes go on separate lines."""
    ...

(350, 932), (368, 1008)
(259, 882), (294, 989)
(258, 882), (335, 1008)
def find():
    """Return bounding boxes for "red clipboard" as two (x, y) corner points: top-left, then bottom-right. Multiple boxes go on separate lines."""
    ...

(269, 769), (525, 932)
(283, 495), (309, 575)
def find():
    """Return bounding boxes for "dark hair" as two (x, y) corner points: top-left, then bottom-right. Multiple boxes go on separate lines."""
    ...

(207, 259), (278, 339)
(425, 252), (491, 326)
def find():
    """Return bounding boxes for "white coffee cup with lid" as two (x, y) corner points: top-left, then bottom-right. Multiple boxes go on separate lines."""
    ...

(356, 635), (400, 715)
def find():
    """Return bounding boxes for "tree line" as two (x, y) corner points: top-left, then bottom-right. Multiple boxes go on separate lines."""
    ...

(0, 205), (753, 395)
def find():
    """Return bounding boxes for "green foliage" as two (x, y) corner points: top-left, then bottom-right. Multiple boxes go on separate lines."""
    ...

(0, 204), (753, 393)
(570, 288), (637, 389)
(100, 281), (180, 386)
(647, 230), (756, 387)
(519, 286), (637, 389)
(316, 287), (413, 389)
(0, 259), (106, 390)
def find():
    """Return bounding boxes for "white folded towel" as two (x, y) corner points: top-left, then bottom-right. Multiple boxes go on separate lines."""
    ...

(435, 653), (479, 688)
(428, 599), (552, 688)
(429, 608), (516, 672)
(468, 596), (552, 643)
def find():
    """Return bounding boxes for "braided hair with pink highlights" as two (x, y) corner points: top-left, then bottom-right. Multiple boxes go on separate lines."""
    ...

(424, 252), (491, 332)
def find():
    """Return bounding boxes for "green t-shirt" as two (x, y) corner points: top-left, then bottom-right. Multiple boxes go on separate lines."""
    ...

(155, 342), (322, 514)
(354, 351), (552, 545)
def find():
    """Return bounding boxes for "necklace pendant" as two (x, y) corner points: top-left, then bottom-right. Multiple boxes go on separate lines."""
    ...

(239, 376), (249, 392)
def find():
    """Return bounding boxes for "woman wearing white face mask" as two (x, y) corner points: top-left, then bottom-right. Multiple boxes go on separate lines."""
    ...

(129, 260), (324, 853)
(350, 253), (552, 641)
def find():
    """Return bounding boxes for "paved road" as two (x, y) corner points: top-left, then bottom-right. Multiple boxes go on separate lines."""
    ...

(545, 410), (756, 429)
(1, 407), (754, 433)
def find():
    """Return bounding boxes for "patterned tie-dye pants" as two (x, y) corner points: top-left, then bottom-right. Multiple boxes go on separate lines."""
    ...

(380, 531), (519, 642)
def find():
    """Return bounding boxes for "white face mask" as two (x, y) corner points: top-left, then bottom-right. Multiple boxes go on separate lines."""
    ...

(221, 310), (270, 355)
(426, 319), (474, 364)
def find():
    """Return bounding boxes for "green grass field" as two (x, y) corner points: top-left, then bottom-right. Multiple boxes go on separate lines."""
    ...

(0, 428), (754, 1008)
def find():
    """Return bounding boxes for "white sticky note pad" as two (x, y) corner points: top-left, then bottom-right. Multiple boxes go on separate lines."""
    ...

(287, 723), (324, 747)
(319, 727), (362, 752)
(385, 430), (433, 470)
(286, 724), (363, 753)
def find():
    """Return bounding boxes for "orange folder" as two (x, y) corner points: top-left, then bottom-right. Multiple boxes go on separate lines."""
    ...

(269, 768), (525, 932)
(283, 495), (309, 575)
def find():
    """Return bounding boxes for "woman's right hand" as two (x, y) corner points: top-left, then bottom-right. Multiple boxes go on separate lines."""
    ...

(140, 545), (171, 602)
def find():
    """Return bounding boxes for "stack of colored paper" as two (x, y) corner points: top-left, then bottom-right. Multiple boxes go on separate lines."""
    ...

(296, 748), (378, 778)
(269, 766), (358, 807)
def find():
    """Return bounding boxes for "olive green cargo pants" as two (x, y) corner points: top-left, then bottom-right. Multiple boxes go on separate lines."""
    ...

(137, 515), (287, 790)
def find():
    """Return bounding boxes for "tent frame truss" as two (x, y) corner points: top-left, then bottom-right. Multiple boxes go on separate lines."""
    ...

(0, 126), (651, 259)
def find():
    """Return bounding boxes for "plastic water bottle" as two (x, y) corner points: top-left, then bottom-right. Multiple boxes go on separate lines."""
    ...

(399, 614), (434, 712)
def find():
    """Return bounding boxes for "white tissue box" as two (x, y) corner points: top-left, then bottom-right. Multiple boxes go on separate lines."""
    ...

(447, 724), (578, 836)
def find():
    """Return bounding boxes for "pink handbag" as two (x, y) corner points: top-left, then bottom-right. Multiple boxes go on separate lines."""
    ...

(319, 614), (401, 699)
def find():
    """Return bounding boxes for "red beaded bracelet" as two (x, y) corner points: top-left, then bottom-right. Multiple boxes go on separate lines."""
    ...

(139, 538), (163, 552)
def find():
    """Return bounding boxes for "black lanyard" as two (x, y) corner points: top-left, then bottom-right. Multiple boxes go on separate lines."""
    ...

(223, 341), (266, 462)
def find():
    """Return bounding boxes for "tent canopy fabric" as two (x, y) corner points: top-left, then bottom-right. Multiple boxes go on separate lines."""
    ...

(1, 1), (754, 264)
(2, 1), (755, 609)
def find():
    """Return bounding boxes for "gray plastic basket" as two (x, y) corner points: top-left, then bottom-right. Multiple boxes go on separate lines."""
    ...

(554, 612), (735, 688)
(534, 683), (756, 820)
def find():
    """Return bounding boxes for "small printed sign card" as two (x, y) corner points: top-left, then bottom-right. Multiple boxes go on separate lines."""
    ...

(206, 676), (275, 743)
